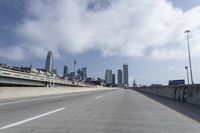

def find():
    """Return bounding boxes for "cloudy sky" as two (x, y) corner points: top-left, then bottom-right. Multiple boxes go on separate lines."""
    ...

(0, 0), (200, 86)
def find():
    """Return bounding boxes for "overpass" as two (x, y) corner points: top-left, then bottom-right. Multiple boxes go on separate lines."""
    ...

(0, 67), (86, 87)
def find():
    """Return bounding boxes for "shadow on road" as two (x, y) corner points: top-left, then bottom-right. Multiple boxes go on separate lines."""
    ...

(136, 90), (200, 122)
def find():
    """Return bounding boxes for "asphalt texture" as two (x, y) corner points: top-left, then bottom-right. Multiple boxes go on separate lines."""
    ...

(0, 88), (199, 133)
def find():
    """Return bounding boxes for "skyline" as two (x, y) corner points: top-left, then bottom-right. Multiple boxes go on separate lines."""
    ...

(1, 0), (200, 85)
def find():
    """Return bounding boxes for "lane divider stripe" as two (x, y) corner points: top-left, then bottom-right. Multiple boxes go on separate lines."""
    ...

(95, 96), (102, 99)
(0, 107), (65, 130)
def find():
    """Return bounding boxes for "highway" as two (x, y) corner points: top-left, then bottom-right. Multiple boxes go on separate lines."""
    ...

(0, 88), (200, 133)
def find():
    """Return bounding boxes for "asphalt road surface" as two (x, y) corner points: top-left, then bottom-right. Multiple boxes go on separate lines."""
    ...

(0, 88), (200, 133)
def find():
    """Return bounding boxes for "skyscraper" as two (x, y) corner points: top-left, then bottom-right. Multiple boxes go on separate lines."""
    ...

(105, 69), (112, 86)
(76, 68), (82, 80)
(82, 67), (87, 81)
(123, 63), (129, 87)
(45, 51), (53, 73)
(117, 69), (123, 87)
(112, 74), (115, 86)
(63, 65), (68, 78)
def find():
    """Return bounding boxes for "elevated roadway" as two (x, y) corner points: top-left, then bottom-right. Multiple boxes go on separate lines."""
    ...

(0, 88), (199, 133)
(0, 67), (85, 87)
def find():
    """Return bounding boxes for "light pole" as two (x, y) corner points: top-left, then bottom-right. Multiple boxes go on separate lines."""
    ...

(184, 30), (194, 84)
(73, 60), (76, 83)
(185, 66), (189, 85)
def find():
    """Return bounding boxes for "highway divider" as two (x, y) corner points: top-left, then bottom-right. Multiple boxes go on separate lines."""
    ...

(0, 86), (117, 100)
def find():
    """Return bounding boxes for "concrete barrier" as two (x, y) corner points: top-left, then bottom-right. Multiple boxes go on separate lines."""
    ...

(0, 86), (117, 100)
(136, 84), (200, 106)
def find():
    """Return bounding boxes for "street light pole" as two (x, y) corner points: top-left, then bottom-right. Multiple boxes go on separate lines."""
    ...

(185, 66), (189, 85)
(184, 30), (194, 84)
(74, 60), (76, 83)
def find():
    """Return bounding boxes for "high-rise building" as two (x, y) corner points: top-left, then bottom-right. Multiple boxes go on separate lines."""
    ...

(53, 69), (58, 75)
(45, 51), (53, 73)
(76, 68), (82, 80)
(133, 80), (137, 87)
(105, 69), (112, 86)
(82, 67), (87, 81)
(68, 72), (75, 80)
(112, 74), (115, 86)
(63, 65), (68, 78)
(123, 63), (129, 87)
(117, 69), (123, 87)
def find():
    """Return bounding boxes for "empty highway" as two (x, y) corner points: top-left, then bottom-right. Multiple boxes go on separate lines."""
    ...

(0, 88), (200, 133)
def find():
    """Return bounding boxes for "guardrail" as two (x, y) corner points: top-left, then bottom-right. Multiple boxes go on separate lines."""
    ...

(135, 84), (200, 106)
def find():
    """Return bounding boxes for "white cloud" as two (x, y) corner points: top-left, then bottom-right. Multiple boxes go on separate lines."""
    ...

(0, 46), (26, 61)
(3, 0), (200, 60)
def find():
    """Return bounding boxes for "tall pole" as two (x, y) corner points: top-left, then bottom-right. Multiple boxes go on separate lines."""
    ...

(74, 60), (76, 83)
(185, 30), (194, 84)
(185, 66), (189, 85)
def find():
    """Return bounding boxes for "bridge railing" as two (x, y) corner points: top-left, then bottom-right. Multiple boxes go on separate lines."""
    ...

(135, 84), (200, 106)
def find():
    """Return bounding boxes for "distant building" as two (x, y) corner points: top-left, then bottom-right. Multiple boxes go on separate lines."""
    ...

(53, 69), (58, 75)
(82, 67), (87, 81)
(112, 74), (116, 86)
(85, 77), (103, 86)
(68, 72), (75, 80)
(117, 69), (123, 87)
(76, 69), (82, 80)
(63, 65), (68, 78)
(105, 69), (112, 86)
(86, 77), (95, 82)
(132, 80), (137, 88)
(123, 63), (129, 87)
(45, 51), (53, 73)
(97, 78), (105, 86)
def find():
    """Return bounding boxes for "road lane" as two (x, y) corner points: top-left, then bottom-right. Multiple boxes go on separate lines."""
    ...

(0, 89), (116, 106)
(0, 89), (117, 128)
(0, 108), (65, 130)
(0, 89), (200, 133)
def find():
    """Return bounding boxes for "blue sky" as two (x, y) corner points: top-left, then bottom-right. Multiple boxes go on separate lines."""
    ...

(0, 0), (200, 86)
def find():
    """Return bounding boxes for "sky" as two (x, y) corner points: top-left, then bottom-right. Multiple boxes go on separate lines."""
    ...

(0, 0), (200, 86)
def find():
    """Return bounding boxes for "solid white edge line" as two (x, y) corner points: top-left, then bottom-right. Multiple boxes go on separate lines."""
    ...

(0, 107), (65, 130)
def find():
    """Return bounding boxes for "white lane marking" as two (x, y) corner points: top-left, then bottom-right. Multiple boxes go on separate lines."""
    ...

(95, 96), (102, 99)
(0, 108), (65, 130)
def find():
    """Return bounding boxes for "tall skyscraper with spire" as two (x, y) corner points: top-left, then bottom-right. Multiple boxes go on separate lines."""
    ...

(45, 51), (53, 73)
(123, 63), (129, 87)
